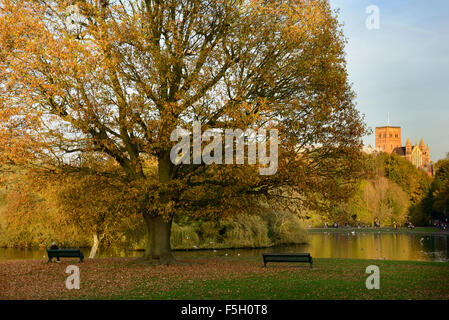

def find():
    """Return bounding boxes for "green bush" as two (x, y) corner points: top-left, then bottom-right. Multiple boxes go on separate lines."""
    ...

(198, 220), (220, 244)
(218, 215), (272, 248)
(170, 222), (200, 249)
(269, 211), (309, 245)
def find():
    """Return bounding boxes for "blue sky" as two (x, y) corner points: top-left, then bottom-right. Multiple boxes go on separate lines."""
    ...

(329, 0), (449, 161)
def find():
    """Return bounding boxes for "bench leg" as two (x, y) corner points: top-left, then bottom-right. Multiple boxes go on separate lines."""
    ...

(310, 258), (313, 269)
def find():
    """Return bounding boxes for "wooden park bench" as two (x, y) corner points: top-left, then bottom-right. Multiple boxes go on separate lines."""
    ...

(47, 249), (84, 263)
(262, 253), (313, 269)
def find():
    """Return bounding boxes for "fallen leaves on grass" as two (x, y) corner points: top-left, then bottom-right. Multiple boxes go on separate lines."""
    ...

(1, 257), (448, 300)
(0, 257), (305, 299)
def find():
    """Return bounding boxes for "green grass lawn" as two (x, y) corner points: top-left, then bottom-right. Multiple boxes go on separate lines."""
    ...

(2, 256), (448, 300)
(110, 258), (449, 300)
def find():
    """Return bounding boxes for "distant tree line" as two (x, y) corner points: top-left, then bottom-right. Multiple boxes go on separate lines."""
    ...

(313, 152), (448, 227)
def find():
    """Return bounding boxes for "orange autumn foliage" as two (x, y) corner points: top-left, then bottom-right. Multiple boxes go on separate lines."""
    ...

(0, 0), (367, 262)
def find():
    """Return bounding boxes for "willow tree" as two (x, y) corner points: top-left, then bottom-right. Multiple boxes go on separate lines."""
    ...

(0, 0), (366, 264)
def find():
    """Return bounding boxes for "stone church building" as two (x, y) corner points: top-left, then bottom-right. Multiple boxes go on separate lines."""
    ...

(374, 126), (433, 176)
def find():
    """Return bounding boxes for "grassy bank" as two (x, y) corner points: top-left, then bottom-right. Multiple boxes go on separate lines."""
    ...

(1, 256), (448, 300)
(308, 227), (448, 235)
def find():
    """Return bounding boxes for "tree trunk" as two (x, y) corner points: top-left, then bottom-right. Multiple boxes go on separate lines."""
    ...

(89, 233), (100, 259)
(141, 151), (175, 265)
(143, 214), (174, 264)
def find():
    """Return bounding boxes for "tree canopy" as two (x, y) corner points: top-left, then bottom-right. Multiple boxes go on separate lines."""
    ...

(0, 0), (366, 263)
(429, 157), (449, 217)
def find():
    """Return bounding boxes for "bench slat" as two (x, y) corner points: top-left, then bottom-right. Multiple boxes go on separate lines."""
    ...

(263, 253), (313, 269)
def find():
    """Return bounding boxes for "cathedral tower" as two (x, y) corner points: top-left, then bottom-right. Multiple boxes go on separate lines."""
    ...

(375, 126), (402, 154)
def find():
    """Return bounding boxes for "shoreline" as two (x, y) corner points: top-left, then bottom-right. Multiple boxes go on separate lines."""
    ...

(307, 226), (449, 236)
(1, 227), (448, 253)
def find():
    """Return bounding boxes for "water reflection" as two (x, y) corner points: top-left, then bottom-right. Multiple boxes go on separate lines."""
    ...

(306, 232), (449, 261)
(1, 233), (448, 262)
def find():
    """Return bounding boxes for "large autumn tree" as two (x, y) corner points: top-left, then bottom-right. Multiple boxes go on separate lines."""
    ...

(0, 0), (366, 264)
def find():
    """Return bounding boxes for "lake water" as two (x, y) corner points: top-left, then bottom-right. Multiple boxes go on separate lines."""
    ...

(1, 232), (448, 262)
